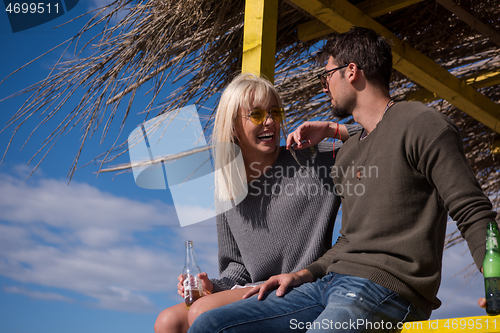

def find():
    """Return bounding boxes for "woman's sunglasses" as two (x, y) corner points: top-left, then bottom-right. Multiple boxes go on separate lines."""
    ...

(245, 107), (285, 125)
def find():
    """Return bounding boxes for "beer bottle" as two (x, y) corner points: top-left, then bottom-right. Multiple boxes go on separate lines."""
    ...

(182, 240), (204, 309)
(483, 221), (500, 316)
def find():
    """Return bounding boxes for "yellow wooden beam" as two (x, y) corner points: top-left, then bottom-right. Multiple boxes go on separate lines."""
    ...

(298, 0), (423, 42)
(289, 0), (500, 134)
(400, 315), (499, 333)
(492, 139), (500, 154)
(242, 0), (279, 83)
(407, 68), (500, 103)
(466, 69), (500, 89)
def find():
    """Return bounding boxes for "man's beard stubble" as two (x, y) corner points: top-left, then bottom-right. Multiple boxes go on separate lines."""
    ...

(330, 105), (351, 119)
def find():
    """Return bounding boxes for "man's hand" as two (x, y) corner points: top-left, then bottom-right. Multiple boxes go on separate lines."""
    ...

(242, 269), (314, 300)
(478, 268), (487, 310)
(286, 122), (338, 150)
(478, 298), (487, 309)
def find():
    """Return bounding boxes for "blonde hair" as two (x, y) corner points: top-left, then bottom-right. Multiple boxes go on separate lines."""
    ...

(212, 73), (284, 201)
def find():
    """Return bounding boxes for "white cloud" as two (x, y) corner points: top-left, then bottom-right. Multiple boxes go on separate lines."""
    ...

(0, 172), (177, 229)
(0, 170), (218, 312)
(0, 224), (31, 250)
(90, 285), (157, 313)
(76, 227), (130, 247)
(11, 163), (42, 179)
(4, 286), (73, 302)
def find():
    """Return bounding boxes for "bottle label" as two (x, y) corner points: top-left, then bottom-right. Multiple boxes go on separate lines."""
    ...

(486, 224), (499, 249)
(183, 275), (203, 297)
(485, 277), (500, 315)
(492, 237), (498, 249)
(183, 274), (203, 308)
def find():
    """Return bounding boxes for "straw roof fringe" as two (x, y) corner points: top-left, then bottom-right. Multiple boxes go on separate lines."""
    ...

(2, 1), (499, 222)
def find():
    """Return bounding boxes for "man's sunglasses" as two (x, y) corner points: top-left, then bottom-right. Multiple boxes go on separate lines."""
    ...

(317, 64), (348, 89)
(245, 107), (285, 125)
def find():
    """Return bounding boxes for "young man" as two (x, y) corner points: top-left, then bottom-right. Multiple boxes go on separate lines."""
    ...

(188, 27), (496, 333)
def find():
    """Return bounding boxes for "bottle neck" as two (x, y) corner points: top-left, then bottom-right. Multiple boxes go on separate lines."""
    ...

(486, 222), (500, 252)
(184, 241), (199, 268)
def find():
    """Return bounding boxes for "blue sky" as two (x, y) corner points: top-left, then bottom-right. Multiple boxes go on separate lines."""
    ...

(0, 1), (487, 332)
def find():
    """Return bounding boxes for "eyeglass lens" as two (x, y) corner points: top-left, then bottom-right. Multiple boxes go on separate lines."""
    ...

(318, 65), (348, 89)
(249, 107), (284, 125)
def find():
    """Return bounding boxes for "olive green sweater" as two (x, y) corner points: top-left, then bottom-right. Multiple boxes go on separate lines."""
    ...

(306, 101), (496, 318)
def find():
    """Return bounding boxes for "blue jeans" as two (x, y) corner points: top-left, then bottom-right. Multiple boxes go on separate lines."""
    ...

(188, 273), (428, 333)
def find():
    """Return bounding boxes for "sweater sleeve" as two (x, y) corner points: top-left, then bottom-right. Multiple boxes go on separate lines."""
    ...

(210, 213), (251, 292)
(414, 115), (496, 270)
(345, 123), (363, 139)
(305, 235), (349, 280)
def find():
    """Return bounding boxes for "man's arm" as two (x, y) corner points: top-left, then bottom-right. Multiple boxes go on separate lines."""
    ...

(412, 112), (496, 270)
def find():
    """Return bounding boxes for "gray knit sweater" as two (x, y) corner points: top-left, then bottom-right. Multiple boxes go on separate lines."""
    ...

(211, 125), (361, 292)
(305, 101), (496, 317)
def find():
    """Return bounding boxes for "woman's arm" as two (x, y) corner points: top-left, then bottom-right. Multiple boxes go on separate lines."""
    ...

(210, 213), (252, 292)
(286, 122), (362, 149)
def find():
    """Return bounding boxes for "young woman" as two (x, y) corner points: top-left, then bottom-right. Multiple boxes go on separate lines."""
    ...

(154, 74), (360, 333)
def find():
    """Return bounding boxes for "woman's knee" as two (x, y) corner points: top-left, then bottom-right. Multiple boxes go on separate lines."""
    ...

(187, 297), (212, 326)
(154, 303), (189, 333)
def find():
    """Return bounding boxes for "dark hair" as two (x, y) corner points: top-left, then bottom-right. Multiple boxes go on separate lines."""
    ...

(318, 27), (393, 90)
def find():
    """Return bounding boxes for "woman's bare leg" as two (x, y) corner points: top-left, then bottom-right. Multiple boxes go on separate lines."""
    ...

(187, 288), (250, 326)
(154, 302), (189, 333)
(154, 288), (251, 332)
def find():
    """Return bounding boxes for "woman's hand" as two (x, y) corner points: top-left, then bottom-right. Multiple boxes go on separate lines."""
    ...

(286, 122), (346, 150)
(177, 274), (185, 298)
(177, 272), (214, 298)
(198, 272), (214, 295)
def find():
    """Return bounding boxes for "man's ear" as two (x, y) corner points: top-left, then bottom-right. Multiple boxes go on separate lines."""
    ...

(346, 63), (361, 81)
(347, 63), (365, 86)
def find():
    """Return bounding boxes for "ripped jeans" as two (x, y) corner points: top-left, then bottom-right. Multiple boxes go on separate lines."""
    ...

(188, 273), (428, 333)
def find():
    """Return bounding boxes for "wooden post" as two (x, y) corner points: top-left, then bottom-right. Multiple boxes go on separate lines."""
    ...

(242, 0), (278, 83)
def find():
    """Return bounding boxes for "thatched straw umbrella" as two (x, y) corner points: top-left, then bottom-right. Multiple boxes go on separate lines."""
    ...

(2, 0), (499, 256)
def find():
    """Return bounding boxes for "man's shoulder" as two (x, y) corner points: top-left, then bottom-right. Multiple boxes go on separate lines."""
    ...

(391, 101), (442, 119)
(386, 101), (463, 157)
(390, 101), (457, 132)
